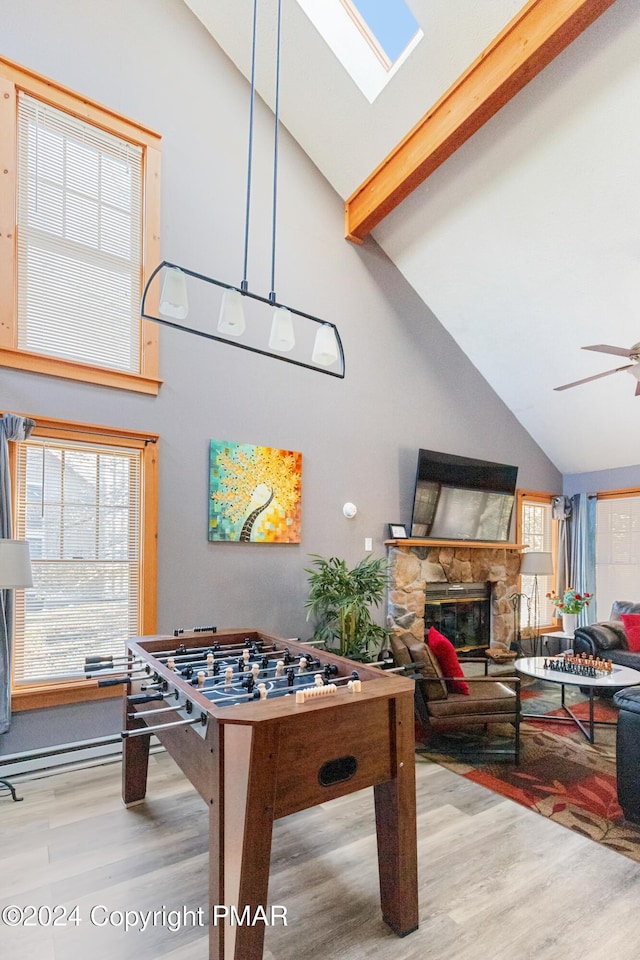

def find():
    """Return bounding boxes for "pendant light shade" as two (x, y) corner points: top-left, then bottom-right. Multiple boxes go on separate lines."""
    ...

(268, 306), (295, 352)
(312, 324), (339, 366)
(218, 288), (246, 337)
(159, 267), (189, 320)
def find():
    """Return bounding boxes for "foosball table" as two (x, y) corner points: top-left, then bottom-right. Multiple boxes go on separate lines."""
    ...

(92, 628), (418, 960)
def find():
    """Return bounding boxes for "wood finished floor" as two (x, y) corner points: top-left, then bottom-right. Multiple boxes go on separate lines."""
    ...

(1, 750), (639, 960)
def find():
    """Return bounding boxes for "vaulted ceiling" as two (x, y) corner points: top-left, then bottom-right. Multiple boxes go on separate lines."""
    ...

(183, 0), (640, 476)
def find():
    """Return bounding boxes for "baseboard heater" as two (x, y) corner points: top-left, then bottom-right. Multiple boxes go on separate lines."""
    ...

(0, 734), (161, 778)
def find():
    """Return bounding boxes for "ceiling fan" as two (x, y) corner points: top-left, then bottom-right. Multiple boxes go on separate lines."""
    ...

(554, 343), (640, 396)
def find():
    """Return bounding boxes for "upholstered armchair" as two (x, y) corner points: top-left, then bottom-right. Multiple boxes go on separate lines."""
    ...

(389, 632), (521, 763)
(574, 600), (640, 668)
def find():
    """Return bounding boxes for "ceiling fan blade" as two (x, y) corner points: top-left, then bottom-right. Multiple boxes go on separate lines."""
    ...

(554, 364), (633, 391)
(582, 344), (633, 358)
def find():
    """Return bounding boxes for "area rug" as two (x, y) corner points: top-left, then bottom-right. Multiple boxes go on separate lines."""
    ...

(416, 692), (640, 863)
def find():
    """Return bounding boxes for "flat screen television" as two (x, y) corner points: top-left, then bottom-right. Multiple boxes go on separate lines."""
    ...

(410, 449), (518, 542)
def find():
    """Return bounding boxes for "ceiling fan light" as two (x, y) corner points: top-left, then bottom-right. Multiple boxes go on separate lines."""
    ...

(159, 267), (189, 320)
(312, 324), (339, 366)
(268, 307), (295, 352)
(627, 365), (640, 382)
(217, 288), (246, 337)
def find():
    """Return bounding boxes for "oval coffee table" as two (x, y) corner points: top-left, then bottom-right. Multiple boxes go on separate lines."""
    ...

(514, 656), (640, 743)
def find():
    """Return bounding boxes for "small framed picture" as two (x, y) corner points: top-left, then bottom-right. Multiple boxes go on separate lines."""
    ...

(388, 524), (408, 539)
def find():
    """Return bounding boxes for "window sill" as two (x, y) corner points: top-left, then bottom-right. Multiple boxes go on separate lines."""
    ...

(12, 680), (121, 711)
(0, 347), (162, 396)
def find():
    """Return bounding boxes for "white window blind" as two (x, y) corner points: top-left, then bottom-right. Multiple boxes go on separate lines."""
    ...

(16, 93), (143, 373)
(520, 500), (554, 627)
(596, 496), (640, 620)
(13, 438), (141, 685)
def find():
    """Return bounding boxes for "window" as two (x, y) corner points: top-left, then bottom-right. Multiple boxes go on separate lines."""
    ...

(517, 491), (556, 630)
(10, 417), (158, 709)
(596, 492), (640, 620)
(295, 0), (423, 103)
(343, 0), (421, 66)
(0, 57), (161, 394)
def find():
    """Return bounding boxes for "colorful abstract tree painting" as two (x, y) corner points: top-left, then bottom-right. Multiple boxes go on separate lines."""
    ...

(208, 441), (302, 542)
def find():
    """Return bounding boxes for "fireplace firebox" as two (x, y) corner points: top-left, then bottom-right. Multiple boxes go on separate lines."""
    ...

(424, 582), (491, 653)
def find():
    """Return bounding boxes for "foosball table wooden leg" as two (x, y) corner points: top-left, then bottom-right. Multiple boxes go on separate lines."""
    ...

(122, 729), (151, 806)
(209, 723), (280, 960)
(373, 694), (419, 937)
(122, 687), (152, 806)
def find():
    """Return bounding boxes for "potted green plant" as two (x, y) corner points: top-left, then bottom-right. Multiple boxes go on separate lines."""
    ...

(304, 554), (389, 660)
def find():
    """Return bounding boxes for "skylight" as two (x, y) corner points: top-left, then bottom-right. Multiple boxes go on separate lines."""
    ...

(346, 0), (420, 66)
(295, 0), (423, 103)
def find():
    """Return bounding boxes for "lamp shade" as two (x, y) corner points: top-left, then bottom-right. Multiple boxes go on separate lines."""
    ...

(312, 324), (339, 366)
(519, 551), (554, 576)
(217, 288), (246, 337)
(0, 540), (33, 588)
(159, 267), (189, 320)
(268, 307), (295, 352)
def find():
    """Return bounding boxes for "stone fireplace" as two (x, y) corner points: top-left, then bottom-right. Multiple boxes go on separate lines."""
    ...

(386, 540), (523, 653)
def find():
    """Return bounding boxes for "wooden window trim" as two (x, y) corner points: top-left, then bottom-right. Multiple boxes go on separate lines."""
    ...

(0, 56), (162, 395)
(517, 489), (559, 633)
(596, 487), (640, 500)
(7, 413), (158, 711)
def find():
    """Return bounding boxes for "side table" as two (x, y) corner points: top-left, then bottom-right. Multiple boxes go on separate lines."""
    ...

(540, 631), (574, 656)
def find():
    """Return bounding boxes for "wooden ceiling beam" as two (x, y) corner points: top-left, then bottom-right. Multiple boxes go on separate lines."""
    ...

(345, 0), (618, 244)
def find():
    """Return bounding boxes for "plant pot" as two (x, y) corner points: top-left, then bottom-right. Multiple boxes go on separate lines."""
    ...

(562, 613), (578, 636)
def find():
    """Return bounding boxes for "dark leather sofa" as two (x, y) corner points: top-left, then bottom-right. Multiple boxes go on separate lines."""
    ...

(613, 686), (640, 823)
(573, 600), (640, 668)
(575, 601), (640, 823)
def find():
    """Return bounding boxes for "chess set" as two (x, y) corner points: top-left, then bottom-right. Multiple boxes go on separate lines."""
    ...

(543, 651), (614, 677)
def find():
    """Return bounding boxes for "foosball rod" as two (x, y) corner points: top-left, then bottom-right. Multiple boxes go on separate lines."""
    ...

(85, 664), (145, 679)
(156, 647), (319, 671)
(95, 671), (149, 687)
(192, 660), (341, 685)
(197, 672), (359, 697)
(85, 654), (143, 666)
(147, 637), (321, 661)
(174, 658), (333, 684)
(121, 714), (207, 738)
(127, 703), (194, 719)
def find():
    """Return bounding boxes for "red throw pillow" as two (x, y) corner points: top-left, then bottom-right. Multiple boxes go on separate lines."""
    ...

(621, 614), (640, 653)
(427, 626), (470, 695)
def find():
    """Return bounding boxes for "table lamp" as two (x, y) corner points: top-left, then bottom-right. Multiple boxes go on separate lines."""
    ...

(0, 539), (33, 801)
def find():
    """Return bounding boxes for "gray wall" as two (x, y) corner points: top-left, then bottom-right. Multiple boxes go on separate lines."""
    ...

(0, 0), (561, 754)
(564, 465), (640, 496)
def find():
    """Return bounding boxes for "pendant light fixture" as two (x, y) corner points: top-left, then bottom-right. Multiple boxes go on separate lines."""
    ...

(141, 0), (344, 379)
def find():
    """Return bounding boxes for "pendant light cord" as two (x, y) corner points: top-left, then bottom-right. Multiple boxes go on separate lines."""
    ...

(241, 0), (259, 294)
(269, 0), (283, 305)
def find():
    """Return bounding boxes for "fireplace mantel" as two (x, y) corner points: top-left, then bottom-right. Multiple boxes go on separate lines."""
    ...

(385, 539), (526, 551)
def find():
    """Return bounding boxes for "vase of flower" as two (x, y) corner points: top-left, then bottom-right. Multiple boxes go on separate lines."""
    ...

(547, 588), (593, 636)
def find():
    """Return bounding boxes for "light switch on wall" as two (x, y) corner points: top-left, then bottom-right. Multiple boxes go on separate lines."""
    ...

(364, 538), (373, 552)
